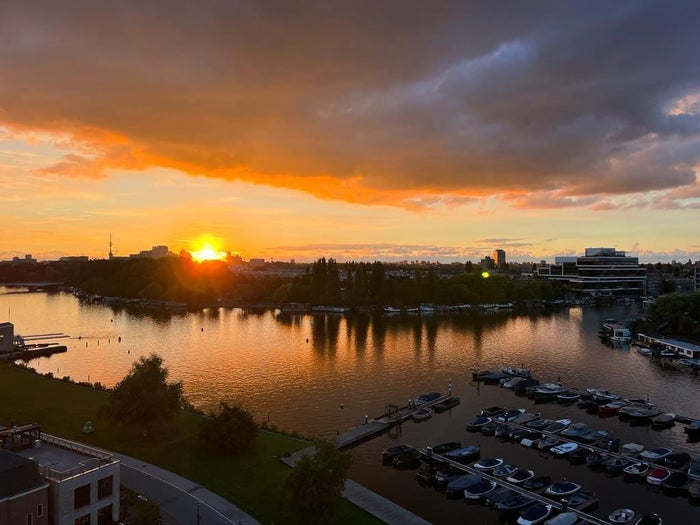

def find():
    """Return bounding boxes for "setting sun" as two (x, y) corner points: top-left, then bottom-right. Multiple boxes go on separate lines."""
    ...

(190, 243), (227, 263)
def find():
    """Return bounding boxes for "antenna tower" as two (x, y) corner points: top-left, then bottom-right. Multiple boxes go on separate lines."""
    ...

(109, 234), (113, 260)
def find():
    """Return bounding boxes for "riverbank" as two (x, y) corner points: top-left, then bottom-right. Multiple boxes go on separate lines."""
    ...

(0, 362), (381, 525)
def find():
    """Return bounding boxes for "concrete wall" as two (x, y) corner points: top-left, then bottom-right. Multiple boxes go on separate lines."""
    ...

(51, 462), (120, 525)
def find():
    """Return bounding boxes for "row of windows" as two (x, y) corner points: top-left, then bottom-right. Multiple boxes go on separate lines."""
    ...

(25, 504), (43, 525)
(73, 504), (113, 525)
(74, 476), (114, 510)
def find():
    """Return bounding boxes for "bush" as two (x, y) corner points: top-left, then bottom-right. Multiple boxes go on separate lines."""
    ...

(199, 402), (258, 455)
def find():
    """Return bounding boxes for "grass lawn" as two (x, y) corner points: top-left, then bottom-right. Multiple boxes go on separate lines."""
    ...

(0, 362), (382, 525)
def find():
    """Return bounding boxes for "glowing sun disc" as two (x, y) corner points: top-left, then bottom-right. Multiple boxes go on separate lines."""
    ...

(191, 243), (226, 262)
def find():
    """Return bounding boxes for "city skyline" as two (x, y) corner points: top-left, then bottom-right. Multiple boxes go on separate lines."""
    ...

(2, 2), (700, 263)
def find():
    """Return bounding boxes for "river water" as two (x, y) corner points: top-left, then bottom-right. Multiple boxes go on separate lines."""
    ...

(2, 288), (699, 523)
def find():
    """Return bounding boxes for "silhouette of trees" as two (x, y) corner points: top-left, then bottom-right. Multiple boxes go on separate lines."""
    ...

(102, 354), (183, 435)
(199, 402), (258, 455)
(286, 439), (352, 525)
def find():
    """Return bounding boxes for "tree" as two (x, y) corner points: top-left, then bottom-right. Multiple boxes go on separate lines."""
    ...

(103, 354), (183, 435)
(286, 439), (352, 525)
(199, 402), (258, 455)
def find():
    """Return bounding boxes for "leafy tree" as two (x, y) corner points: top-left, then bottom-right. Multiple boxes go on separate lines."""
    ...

(199, 402), (258, 455)
(102, 354), (183, 435)
(286, 438), (352, 525)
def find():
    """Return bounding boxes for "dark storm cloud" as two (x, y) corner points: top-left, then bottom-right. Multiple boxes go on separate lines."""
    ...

(1, 0), (699, 207)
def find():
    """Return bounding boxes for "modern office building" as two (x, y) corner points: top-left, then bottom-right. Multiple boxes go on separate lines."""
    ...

(2, 424), (120, 525)
(480, 256), (495, 270)
(536, 247), (647, 297)
(493, 249), (506, 269)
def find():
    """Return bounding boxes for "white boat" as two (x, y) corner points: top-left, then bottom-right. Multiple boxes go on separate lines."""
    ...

(501, 365), (532, 378)
(609, 508), (635, 523)
(620, 442), (645, 456)
(646, 466), (671, 486)
(544, 513), (579, 525)
(544, 480), (581, 497)
(650, 412), (675, 429)
(550, 442), (579, 456)
(639, 447), (672, 463)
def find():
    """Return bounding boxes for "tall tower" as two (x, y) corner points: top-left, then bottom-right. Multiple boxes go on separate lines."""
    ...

(109, 234), (113, 260)
(493, 249), (506, 269)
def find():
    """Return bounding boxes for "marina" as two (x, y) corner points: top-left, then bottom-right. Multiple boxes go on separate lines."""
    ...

(2, 288), (699, 523)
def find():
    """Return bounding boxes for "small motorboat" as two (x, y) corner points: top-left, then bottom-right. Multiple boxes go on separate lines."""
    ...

(392, 448), (422, 469)
(497, 493), (536, 517)
(663, 451), (690, 470)
(586, 450), (609, 469)
(414, 391), (441, 406)
(494, 423), (512, 438)
(411, 407), (432, 421)
(485, 487), (516, 508)
(550, 442), (579, 457)
(520, 432), (544, 448)
(517, 503), (553, 525)
(509, 428), (534, 442)
(444, 445), (480, 463)
(512, 412), (541, 425)
(473, 457), (504, 471)
(466, 416), (492, 431)
(599, 400), (627, 417)
(625, 408), (660, 424)
(623, 462), (650, 481)
(431, 441), (461, 455)
(445, 474), (482, 498)
(526, 418), (553, 430)
(620, 442), (645, 457)
(586, 388), (621, 401)
(544, 512), (579, 525)
(633, 513), (663, 525)
(688, 480), (700, 499)
(472, 369), (494, 381)
(501, 365), (533, 378)
(684, 419), (700, 440)
(415, 462), (435, 484)
(496, 408), (526, 422)
(567, 446), (591, 465)
(544, 480), (581, 497)
(560, 422), (590, 439)
(492, 463), (518, 478)
(433, 467), (461, 488)
(532, 384), (566, 402)
(382, 444), (413, 464)
(522, 475), (551, 493)
(480, 420), (500, 436)
(537, 436), (559, 451)
(604, 456), (630, 474)
(689, 458), (700, 481)
(650, 412), (675, 429)
(564, 489), (596, 510)
(481, 405), (507, 417)
(609, 508), (636, 523)
(598, 437), (621, 452)
(556, 389), (581, 403)
(543, 419), (571, 434)
(502, 376), (527, 389)
(481, 372), (508, 384)
(513, 378), (540, 394)
(506, 469), (535, 484)
(639, 447), (672, 464)
(432, 396), (460, 413)
(579, 429), (610, 443)
(646, 466), (671, 486)
(661, 471), (688, 493)
(463, 478), (498, 500)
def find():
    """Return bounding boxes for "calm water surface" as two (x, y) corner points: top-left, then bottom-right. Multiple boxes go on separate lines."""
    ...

(2, 288), (699, 523)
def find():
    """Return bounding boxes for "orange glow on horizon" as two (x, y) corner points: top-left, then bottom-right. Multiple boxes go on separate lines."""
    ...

(190, 242), (227, 263)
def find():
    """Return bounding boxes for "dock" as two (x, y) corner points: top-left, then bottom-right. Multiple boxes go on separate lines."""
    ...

(0, 344), (68, 360)
(424, 450), (610, 525)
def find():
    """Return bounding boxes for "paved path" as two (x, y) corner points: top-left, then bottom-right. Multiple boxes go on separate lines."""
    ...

(115, 452), (260, 525)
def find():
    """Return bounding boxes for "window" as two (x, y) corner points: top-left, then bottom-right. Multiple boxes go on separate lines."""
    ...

(74, 515), (90, 525)
(37, 504), (44, 517)
(97, 505), (113, 525)
(26, 513), (33, 525)
(74, 483), (90, 509)
(97, 475), (113, 499)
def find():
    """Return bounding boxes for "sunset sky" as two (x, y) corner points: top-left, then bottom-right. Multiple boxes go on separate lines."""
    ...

(2, 1), (699, 263)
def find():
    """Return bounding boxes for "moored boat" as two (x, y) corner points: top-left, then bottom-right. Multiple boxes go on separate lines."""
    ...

(543, 419), (571, 434)
(633, 513), (663, 525)
(623, 462), (650, 481)
(492, 463), (518, 478)
(688, 458), (700, 481)
(579, 429), (610, 444)
(551, 442), (579, 457)
(496, 408), (526, 422)
(663, 451), (690, 470)
(688, 480), (700, 499)
(481, 405), (506, 417)
(650, 412), (675, 429)
(466, 416), (491, 431)
(522, 475), (551, 493)
(620, 442), (645, 457)
(556, 389), (581, 403)
(393, 447), (421, 469)
(645, 466), (671, 486)
(604, 456), (630, 474)
(544, 480), (581, 497)
(661, 471), (688, 493)
(512, 412), (541, 425)
(445, 473), (481, 498)
(609, 508), (635, 523)
(501, 365), (532, 378)
(498, 493), (536, 517)
(414, 391), (441, 406)
(560, 422), (590, 439)
(639, 447), (672, 464)
(684, 420), (700, 440)
(444, 445), (480, 463)
(473, 457), (504, 471)
(506, 469), (535, 484)
(544, 512), (579, 525)
(599, 400), (627, 417)
(463, 478), (498, 500)
(517, 503), (553, 525)
(411, 407), (432, 421)
(382, 444), (413, 464)
(432, 441), (461, 455)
